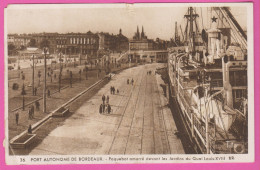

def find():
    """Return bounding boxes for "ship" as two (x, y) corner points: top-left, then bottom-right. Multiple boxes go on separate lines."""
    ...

(167, 7), (248, 154)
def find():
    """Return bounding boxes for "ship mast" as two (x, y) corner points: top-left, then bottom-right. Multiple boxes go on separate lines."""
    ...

(184, 7), (199, 53)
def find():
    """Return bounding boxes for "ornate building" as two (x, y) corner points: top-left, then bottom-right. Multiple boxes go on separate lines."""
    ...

(98, 29), (128, 53)
(129, 26), (154, 51)
(128, 26), (168, 63)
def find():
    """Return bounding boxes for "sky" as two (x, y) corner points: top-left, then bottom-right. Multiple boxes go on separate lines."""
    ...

(6, 4), (248, 40)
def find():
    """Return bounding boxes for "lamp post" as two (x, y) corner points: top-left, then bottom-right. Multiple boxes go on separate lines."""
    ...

(59, 52), (62, 92)
(43, 47), (49, 113)
(21, 73), (26, 110)
(32, 54), (35, 95)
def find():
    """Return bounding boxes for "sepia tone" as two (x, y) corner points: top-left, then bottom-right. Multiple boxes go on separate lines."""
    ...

(5, 3), (252, 159)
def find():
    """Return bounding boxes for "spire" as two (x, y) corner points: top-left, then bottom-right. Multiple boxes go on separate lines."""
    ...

(136, 26), (140, 39)
(141, 26), (145, 39)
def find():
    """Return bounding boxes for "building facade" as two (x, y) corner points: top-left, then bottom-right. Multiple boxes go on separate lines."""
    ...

(7, 30), (128, 58)
(57, 31), (99, 58)
(129, 26), (154, 51)
(128, 26), (169, 63)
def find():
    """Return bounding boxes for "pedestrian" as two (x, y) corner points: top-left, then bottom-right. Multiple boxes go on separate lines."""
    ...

(99, 104), (103, 114)
(107, 104), (111, 114)
(106, 95), (110, 104)
(34, 87), (37, 95)
(102, 103), (106, 113)
(15, 111), (19, 125)
(31, 105), (34, 119)
(48, 89), (50, 97)
(127, 79), (129, 84)
(28, 124), (32, 134)
(131, 78), (134, 85)
(117, 89), (119, 94)
(110, 86), (113, 94)
(102, 94), (105, 104)
(28, 107), (32, 119)
(111, 86), (114, 94)
(35, 101), (40, 111)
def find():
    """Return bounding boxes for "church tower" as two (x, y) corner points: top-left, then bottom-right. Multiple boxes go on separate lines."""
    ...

(141, 26), (145, 39)
(136, 26), (140, 39)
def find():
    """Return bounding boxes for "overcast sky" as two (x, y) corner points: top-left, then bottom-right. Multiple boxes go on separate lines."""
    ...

(6, 4), (248, 40)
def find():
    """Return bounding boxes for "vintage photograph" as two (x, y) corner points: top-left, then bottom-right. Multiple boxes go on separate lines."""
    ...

(4, 3), (254, 164)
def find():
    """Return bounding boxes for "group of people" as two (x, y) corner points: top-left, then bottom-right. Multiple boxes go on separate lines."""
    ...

(110, 86), (119, 95)
(28, 105), (35, 119)
(14, 100), (40, 126)
(147, 70), (153, 75)
(99, 103), (112, 114)
(100, 94), (112, 114)
(127, 78), (134, 85)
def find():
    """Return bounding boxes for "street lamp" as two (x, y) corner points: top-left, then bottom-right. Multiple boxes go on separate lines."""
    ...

(32, 54), (35, 95)
(59, 52), (63, 92)
(21, 73), (26, 110)
(42, 47), (49, 113)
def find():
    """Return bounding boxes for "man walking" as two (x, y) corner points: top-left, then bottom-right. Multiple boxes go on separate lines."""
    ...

(35, 101), (40, 111)
(106, 95), (110, 104)
(31, 105), (34, 119)
(48, 89), (51, 98)
(28, 106), (32, 119)
(34, 87), (37, 95)
(28, 124), (32, 134)
(15, 111), (19, 125)
(102, 103), (106, 113)
(99, 104), (103, 114)
(110, 86), (113, 94)
(107, 104), (111, 114)
(102, 94), (105, 104)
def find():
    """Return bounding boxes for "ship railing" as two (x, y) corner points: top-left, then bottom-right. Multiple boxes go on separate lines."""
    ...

(192, 111), (217, 153)
(177, 81), (218, 153)
(178, 91), (192, 119)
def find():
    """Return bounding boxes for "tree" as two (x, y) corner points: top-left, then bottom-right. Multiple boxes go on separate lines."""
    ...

(20, 45), (26, 50)
(28, 38), (37, 47)
(40, 39), (50, 49)
(8, 44), (16, 56)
